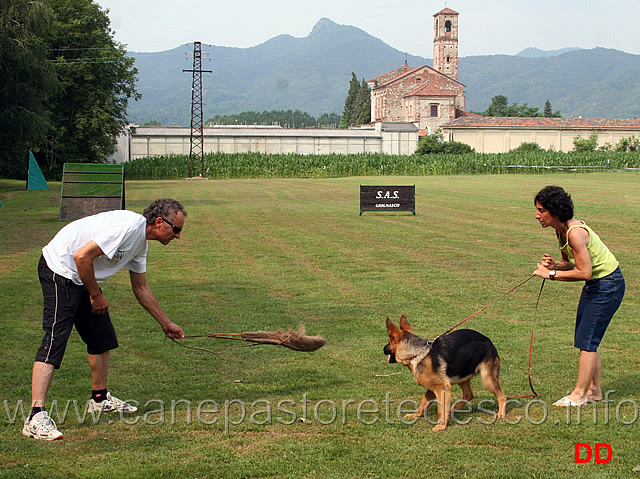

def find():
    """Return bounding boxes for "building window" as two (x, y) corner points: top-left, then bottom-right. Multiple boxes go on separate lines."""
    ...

(445, 20), (452, 32)
(431, 104), (439, 117)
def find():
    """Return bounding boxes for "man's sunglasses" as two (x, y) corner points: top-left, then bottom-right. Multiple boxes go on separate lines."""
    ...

(161, 217), (182, 234)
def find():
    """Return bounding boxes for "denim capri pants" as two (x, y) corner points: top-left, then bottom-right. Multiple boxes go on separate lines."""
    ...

(574, 267), (625, 352)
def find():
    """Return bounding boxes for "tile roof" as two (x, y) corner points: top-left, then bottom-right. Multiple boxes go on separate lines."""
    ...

(374, 65), (428, 88)
(404, 84), (457, 97)
(455, 109), (482, 118)
(368, 63), (413, 84)
(372, 64), (465, 89)
(441, 117), (640, 129)
(435, 8), (458, 15)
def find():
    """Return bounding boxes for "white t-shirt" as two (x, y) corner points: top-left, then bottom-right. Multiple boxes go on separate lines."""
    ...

(42, 210), (148, 285)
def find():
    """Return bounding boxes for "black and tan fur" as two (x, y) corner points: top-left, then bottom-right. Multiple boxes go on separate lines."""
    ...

(384, 315), (507, 431)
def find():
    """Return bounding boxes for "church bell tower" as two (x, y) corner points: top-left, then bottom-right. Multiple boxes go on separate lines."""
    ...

(433, 7), (459, 80)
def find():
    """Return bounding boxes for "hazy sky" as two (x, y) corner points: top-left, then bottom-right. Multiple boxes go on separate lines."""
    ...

(97, 0), (640, 57)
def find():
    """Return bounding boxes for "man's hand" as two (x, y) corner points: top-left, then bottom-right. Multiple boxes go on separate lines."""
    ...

(164, 322), (184, 340)
(90, 292), (109, 314)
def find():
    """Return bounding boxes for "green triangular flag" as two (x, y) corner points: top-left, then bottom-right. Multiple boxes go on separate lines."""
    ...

(27, 151), (49, 190)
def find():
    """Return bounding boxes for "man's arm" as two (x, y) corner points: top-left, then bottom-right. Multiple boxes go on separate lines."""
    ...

(129, 270), (185, 339)
(73, 240), (109, 314)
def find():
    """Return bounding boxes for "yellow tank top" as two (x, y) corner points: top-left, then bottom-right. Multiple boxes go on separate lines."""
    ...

(559, 222), (619, 280)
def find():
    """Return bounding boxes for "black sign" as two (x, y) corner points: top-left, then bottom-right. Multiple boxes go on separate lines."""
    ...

(360, 185), (416, 215)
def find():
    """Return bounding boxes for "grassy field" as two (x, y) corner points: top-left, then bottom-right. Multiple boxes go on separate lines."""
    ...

(1, 173), (639, 478)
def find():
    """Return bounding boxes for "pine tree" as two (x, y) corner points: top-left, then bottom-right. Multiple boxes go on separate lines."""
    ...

(340, 73), (360, 128)
(544, 100), (553, 117)
(356, 79), (371, 125)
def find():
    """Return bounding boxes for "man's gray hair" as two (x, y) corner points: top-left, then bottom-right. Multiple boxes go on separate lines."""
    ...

(143, 199), (187, 225)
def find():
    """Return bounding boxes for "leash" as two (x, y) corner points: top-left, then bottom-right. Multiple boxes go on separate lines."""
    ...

(436, 274), (544, 399)
(509, 278), (545, 399)
(437, 274), (537, 338)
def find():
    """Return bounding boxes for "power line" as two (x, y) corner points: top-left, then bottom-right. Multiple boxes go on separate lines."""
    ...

(50, 58), (124, 64)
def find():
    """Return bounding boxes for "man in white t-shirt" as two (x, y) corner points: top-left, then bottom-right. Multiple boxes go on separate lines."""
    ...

(23, 199), (187, 441)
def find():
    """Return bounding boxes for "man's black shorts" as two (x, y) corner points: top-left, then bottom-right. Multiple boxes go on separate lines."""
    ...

(36, 256), (118, 368)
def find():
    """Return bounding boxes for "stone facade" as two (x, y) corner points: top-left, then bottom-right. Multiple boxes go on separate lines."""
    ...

(369, 64), (465, 133)
(433, 8), (459, 80)
(368, 7), (465, 133)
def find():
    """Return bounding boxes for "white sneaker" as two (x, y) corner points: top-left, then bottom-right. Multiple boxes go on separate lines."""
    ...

(87, 392), (138, 413)
(22, 411), (63, 440)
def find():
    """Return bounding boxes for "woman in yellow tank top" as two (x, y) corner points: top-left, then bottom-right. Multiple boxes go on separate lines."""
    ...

(532, 186), (625, 407)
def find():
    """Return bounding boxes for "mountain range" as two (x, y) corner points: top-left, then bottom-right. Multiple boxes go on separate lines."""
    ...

(127, 18), (640, 126)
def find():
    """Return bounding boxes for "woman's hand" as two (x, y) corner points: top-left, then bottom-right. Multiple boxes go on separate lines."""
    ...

(540, 254), (556, 269)
(533, 263), (552, 279)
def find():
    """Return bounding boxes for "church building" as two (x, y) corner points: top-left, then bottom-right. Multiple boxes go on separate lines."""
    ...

(368, 7), (470, 134)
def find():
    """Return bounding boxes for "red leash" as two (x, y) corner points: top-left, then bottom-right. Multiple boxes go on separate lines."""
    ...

(438, 275), (536, 336)
(437, 274), (544, 399)
(508, 278), (545, 399)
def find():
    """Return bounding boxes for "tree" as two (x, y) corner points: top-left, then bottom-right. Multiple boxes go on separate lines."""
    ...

(483, 95), (542, 117)
(340, 73), (371, 128)
(40, 0), (139, 173)
(416, 129), (474, 154)
(339, 73), (360, 128)
(0, 0), (59, 178)
(484, 95), (509, 116)
(615, 135), (640, 152)
(316, 112), (341, 128)
(356, 78), (371, 125)
(543, 99), (562, 118)
(510, 142), (545, 153)
(205, 109), (337, 128)
(573, 133), (599, 152)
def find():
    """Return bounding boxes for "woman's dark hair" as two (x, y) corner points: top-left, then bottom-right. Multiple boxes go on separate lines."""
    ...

(534, 186), (573, 222)
(143, 198), (187, 225)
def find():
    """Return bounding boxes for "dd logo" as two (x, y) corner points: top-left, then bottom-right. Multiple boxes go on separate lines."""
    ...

(574, 443), (612, 464)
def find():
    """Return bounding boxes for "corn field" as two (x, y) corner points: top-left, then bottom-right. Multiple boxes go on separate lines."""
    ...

(123, 151), (640, 180)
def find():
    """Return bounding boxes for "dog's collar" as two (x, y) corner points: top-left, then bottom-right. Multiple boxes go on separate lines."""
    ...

(408, 340), (433, 369)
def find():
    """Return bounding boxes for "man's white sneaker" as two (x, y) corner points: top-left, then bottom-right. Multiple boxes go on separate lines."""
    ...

(87, 392), (138, 413)
(22, 411), (63, 440)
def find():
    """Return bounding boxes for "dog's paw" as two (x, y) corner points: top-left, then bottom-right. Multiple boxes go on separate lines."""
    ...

(432, 423), (447, 432)
(404, 412), (422, 420)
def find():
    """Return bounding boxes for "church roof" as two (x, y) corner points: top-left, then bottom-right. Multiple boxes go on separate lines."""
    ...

(368, 63), (413, 85)
(434, 7), (459, 16)
(405, 84), (457, 97)
(441, 117), (640, 129)
(371, 64), (464, 89)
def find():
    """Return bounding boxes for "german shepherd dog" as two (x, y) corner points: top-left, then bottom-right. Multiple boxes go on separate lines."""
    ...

(384, 315), (507, 431)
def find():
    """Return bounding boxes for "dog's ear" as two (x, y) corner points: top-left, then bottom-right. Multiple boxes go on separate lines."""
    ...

(399, 315), (413, 333)
(386, 317), (401, 339)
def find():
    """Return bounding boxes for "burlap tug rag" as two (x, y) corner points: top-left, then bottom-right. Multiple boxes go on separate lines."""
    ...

(168, 324), (327, 354)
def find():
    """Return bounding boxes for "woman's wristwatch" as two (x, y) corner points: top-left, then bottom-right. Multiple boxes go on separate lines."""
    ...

(548, 270), (557, 280)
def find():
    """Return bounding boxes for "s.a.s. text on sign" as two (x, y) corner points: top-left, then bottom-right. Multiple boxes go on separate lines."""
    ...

(360, 185), (416, 215)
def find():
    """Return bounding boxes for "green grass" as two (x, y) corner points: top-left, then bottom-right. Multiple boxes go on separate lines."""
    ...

(1, 173), (640, 478)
